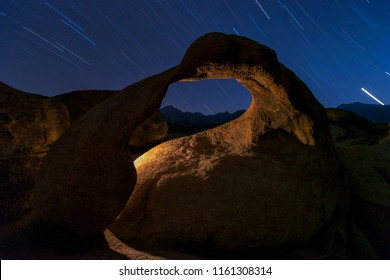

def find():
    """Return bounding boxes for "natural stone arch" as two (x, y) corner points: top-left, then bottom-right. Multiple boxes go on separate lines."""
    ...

(109, 33), (347, 256)
(176, 33), (332, 147)
(34, 33), (347, 257)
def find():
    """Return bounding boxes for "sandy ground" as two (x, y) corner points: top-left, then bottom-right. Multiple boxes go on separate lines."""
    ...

(0, 216), (199, 260)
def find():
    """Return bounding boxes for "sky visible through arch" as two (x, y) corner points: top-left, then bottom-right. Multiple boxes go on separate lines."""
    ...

(1, 0), (389, 114)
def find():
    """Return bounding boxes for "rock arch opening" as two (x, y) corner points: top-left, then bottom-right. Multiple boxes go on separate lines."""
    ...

(162, 78), (252, 116)
(162, 79), (252, 136)
(129, 79), (252, 159)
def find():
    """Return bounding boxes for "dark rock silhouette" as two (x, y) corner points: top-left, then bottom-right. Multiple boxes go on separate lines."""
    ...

(0, 82), (70, 225)
(108, 33), (348, 257)
(53, 89), (168, 148)
(326, 108), (390, 258)
(33, 66), (180, 235)
(0, 83), (168, 227)
(52, 89), (117, 122)
(53, 90), (168, 149)
(337, 144), (390, 258)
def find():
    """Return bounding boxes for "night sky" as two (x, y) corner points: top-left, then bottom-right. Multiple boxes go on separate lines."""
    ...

(1, 0), (390, 114)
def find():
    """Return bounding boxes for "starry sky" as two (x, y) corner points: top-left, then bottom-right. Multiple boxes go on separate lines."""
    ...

(1, 0), (390, 114)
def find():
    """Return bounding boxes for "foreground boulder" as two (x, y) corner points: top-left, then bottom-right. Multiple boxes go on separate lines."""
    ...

(326, 108), (390, 258)
(0, 82), (70, 225)
(109, 33), (349, 258)
(337, 144), (390, 258)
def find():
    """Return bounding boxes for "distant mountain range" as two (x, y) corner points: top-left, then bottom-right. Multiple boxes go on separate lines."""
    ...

(160, 102), (390, 135)
(160, 105), (245, 133)
(337, 102), (390, 124)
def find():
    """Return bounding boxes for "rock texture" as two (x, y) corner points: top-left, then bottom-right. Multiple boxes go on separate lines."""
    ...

(0, 82), (70, 225)
(109, 33), (348, 257)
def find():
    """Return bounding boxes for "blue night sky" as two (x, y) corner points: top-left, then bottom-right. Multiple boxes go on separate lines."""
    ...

(1, 0), (390, 114)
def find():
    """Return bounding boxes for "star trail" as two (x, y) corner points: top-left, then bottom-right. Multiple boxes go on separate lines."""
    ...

(1, 0), (389, 114)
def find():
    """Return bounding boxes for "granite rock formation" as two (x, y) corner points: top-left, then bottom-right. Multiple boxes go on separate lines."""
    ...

(0, 82), (70, 225)
(108, 33), (348, 257)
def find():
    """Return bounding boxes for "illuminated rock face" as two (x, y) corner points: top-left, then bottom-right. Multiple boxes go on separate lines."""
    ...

(109, 33), (348, 256)
(35, 33), (347, 255)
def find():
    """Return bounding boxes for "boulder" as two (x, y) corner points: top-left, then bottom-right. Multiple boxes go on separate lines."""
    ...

(337, 144), (390, 258)
(0, 82), (70, 225)
(110, 33), (349, 257)
(328, 106), (390, 258)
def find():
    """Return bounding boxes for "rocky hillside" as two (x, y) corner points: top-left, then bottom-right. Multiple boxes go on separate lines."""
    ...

(326, 108), (388, 146)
